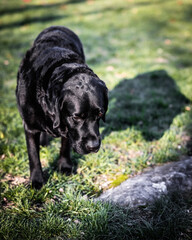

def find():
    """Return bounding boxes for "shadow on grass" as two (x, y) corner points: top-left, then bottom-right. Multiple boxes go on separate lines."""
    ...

(169, 46), (192, 68)
(0, 15), (67, 30)
(96, 191), (192, 240)
(0, 0), (85, 16)
(103, 70), (189, 141)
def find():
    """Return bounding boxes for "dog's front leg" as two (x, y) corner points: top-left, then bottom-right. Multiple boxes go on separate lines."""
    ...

(58, 137), (73, 175)
(24, 129), (44, 189)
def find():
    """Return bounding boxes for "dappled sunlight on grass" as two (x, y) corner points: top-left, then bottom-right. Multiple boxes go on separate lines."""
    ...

(0, 0), (192, 239)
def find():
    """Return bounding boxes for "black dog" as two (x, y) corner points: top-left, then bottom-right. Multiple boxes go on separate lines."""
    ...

(16, 26), (108, 189)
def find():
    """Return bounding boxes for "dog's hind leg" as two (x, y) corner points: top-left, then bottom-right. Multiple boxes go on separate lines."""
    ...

(24, 129), (44, 189)
(58, 137), (73, 175)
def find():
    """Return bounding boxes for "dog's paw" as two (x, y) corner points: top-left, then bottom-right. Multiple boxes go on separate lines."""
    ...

(58, 158), (73, 176)
(30, 170), (44, 189)
(32, 179), (44, 189)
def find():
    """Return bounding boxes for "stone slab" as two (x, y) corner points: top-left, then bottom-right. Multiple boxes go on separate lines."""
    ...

(97, 158), (192, 207)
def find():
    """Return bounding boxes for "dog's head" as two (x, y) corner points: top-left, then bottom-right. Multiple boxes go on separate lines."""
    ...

(54, 73), (108, 154)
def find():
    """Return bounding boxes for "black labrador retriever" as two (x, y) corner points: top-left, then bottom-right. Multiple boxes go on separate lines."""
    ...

(16, 26), (108, 189)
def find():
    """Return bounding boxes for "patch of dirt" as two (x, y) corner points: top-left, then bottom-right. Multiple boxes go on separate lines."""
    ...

(94, 174), (113, 190)
(1, 174), (28, 186)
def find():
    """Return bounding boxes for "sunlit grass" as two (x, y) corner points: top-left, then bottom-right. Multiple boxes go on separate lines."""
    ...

(0, 0), (192, 239)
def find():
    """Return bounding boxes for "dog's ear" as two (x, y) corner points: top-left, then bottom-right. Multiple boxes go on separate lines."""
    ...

(53, 98), (60, 129)
(102, 115), (106, 122)
(102, 84), (108, 122)
(53, 97), (68, 137)
(41, 95), (61, 129)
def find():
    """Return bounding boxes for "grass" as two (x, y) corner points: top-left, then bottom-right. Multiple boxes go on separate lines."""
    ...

(0, 0), (192, 239)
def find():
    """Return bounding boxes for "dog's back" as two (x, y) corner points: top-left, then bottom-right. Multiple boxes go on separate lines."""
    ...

(16, 26), (85, 107)
(17, 26), (85, 86)
(32, 26), (85, 62)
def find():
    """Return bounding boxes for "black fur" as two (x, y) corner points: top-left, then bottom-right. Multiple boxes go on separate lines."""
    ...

(16, 26), (108, 189)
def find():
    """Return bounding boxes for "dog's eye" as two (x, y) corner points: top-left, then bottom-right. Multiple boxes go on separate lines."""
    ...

(73, 116), (82, 121)
(72, 113), (85, 121)
(98, 112), (103, 118)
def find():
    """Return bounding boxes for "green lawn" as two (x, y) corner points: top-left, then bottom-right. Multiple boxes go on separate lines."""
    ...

(0, 0), (192, 239)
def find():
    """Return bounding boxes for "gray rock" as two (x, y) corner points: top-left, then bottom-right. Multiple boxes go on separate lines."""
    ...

(97, 158), (192, 207)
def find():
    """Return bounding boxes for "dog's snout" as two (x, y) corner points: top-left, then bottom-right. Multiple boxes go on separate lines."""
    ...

(86, 140), (100, 153)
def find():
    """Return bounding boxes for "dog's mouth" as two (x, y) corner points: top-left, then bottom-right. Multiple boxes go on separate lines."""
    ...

(89, 147), (100, 153)
(72, 142), (100, 155)
(67, 132), (101, 155)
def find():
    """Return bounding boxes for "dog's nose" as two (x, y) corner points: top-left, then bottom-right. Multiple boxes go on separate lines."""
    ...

(86, 140), (100, 152)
